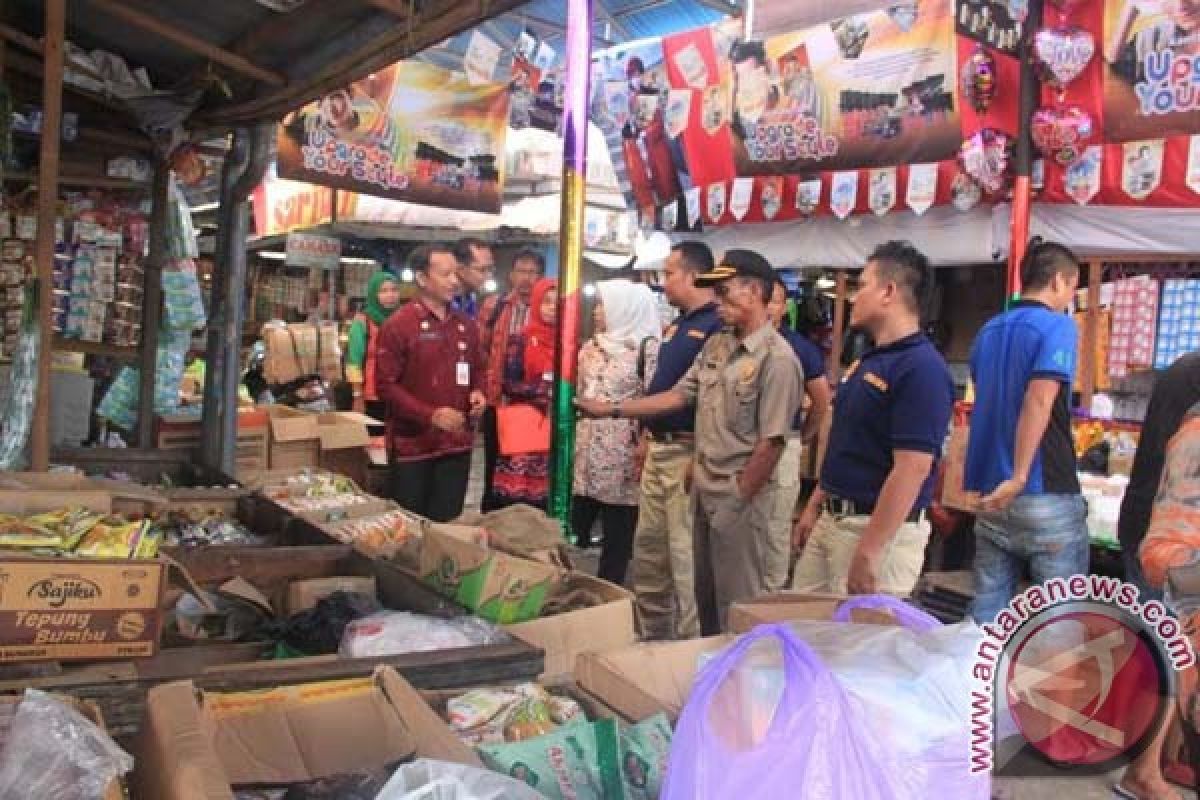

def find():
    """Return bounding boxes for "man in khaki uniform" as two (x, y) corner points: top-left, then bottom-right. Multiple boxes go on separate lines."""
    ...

(578, 250), (803, 633)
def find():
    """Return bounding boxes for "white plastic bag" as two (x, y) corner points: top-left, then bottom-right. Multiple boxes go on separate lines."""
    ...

(375, 758), (543, 800)
(0, 690), (132, 800)
(338, 611), (509, 659)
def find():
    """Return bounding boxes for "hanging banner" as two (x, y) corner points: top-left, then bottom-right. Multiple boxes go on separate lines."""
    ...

(1121, 139), (1165, 199)
(1187, 134), (1200, 194)
(277, 62), (510, 213)
(1065, 145), (1103, 205)
(795, 178), (822, 214)
(464, 31), (502, 85)
(710, 0), (959, 177)
(761, 176), (785, 219)
(869, 167), (897, 215)
(1103, 0), (1200, 142)
(730, 177), (755, 220)
(956, 0), (1026, 56)
(906, 162), (938, 214)
(665, 89), (692, 138)
(951, 171), (982, 211)
(661, 201), (679, 232)
(685, 187), (702, 226)
(534, 42), (557, 71)
(285, 232), (341, 270)
(706, 182), (727, 223)
(830, 171), (858, 219)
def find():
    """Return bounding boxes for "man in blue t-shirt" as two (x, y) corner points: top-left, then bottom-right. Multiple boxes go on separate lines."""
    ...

(792, 241), (954, 596)
(765, 277), (832, 591)
(627, 241), (722, 640)
(965, 239), (1086, 624)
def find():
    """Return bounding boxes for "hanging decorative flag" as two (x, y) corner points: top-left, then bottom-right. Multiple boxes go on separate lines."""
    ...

(868, 167), (897, 216)
(1121, 139), (1164, 200)
(761, 176), (784, 220)
(685, 187), (701, 227)
(661, 201), (678, 231)
(534, 42), (557, 71)
(664, 90), (692, 139)
(730, 177), (754, 221)
(1187, 135), (1200, 195)
(951, 171), (982, 212)
(830, 171), (858, 220)
(672, 42), (710, 89)
(701, 85), (728, 135)
(516, 30), (538, 61)
(1065, 145), (1103, 205)
(464, 30), (502, 85)
(706, 183), (726, 223)
(906, 163), (938, 215)
(795, 179), (821, 215)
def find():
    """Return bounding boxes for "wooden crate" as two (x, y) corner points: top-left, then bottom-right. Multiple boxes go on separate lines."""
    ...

(156, 411), (269, 483)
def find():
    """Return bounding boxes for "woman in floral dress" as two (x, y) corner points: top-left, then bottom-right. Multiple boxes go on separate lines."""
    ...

(572, 279), (662, 584)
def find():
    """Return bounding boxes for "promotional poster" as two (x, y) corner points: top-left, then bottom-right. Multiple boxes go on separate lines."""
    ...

(277, 62), (510, 213)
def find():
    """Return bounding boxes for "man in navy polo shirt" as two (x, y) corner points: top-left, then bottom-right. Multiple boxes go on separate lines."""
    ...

(766, 276), (831, 591)
(627, 241), (721, 640)
(792, 241), (954, 595)
(965, 240), (1086, 624)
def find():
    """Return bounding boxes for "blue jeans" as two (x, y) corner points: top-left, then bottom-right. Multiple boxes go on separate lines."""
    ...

(971, 493), (1090, 624)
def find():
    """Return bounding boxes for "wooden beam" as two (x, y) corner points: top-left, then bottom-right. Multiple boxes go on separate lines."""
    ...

(363, 0), (412, 17)
(84, 0), (287, 87)
(829, 271), (848, 384)
(136, 165), (169, 448)
(0, 22), (41, 55)
(1081, 259), (1103, 412)
(31, 0), (64, 472)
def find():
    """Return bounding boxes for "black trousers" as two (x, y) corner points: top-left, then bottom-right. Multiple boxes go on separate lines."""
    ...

(572, 495), (638, 586)
(389, 453), (471, 522)
(480, 406), (502, 513)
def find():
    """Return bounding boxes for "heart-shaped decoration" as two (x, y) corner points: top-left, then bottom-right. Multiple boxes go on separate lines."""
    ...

(1046, 0), (1083, 10)
(1031, 105), (1095, 166)
(1034, 26), (1095, 90)
(887, 3), (918, 33)
(960, 45), (997, 114)
(958, 129), (1011, 195)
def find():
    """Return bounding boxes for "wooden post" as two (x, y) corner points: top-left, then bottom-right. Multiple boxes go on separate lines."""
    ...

(828, 271), (848, 384)
(30, 0), (65, 471)
(136, 165), (170, 448)
(1081, 259), (1103, 412)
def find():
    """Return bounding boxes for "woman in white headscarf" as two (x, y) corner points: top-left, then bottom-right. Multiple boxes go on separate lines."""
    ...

(573, 279), (663, 584)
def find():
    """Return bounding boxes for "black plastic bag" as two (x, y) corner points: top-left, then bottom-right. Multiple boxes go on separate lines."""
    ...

(266, 591), (382, 656)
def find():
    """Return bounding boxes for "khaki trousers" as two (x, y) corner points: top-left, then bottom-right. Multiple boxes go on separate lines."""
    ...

(629, 441), (699, 640)
(764, 438), (804, 592)
(693, 481), (779, 634)
(790, 510), (930, 596)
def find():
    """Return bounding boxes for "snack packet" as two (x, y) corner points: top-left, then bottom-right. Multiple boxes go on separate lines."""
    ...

(618, 713), (673, 800)
(477, 718), (623, 800)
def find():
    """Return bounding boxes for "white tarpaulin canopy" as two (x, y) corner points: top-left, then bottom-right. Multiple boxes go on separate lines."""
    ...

(656, 203), (1200, 271)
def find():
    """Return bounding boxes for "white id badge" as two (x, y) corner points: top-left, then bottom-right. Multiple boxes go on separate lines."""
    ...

(456, 361), (470, 386)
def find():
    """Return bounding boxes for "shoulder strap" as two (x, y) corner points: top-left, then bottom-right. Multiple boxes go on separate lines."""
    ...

(636, 336), (652, 387)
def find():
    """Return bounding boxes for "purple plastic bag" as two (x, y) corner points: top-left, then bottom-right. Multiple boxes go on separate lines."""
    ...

(661, 623), (910, 800)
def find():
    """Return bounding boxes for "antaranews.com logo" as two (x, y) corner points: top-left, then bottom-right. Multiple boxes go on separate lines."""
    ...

(969, 575), (1195, 776)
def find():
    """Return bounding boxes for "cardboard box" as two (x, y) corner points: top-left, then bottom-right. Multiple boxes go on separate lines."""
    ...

(0, 692), (123, 800)
(575, 636), (733, 723)
(316, 412), (378, 488)
(0, 557), (165, 662)
(419, 529), (560, 624)
(265, 405), (320, 471)
(507, 572), (636, 681)
(286, 575), (377, 615)
(0, 471), (167, 516)
(726, 592), (847, 633)
(132, 667), (480, 800)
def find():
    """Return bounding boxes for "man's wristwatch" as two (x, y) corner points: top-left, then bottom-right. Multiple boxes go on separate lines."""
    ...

(611, 403), (622, 419)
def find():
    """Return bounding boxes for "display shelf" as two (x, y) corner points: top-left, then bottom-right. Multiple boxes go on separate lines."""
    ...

(52, 335), (140, 361)
(3, 171), (150, 191)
